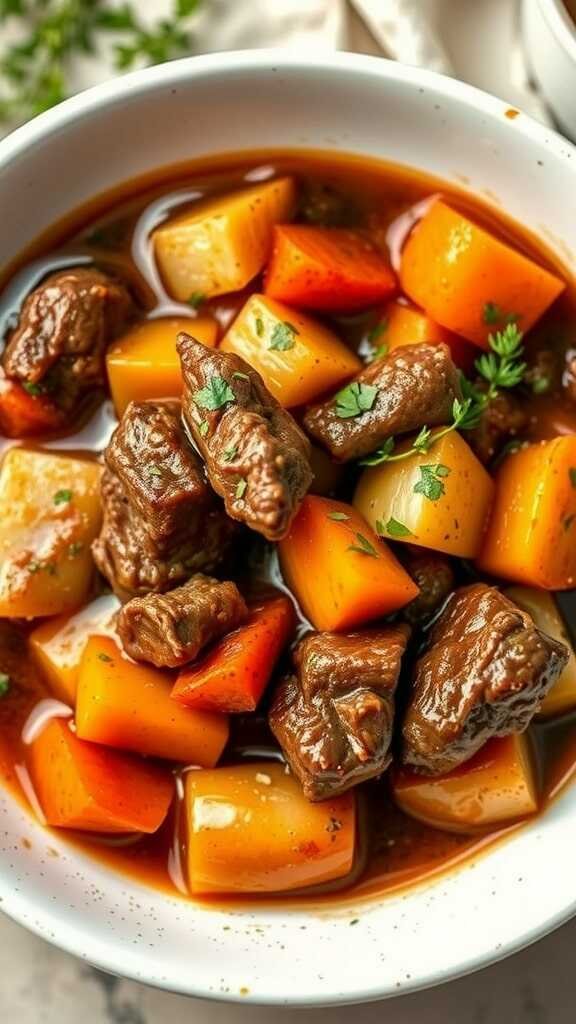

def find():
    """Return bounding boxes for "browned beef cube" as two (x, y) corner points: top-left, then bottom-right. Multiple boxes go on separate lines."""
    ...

(303, 343), (461, 462)
(177, 333), (313, 542)
(117, 573), (248, 668)
(466, 387), (527, 464)
(401, 583), (569, 776)
(401, 547), (455, 627)
(270, 625), (410, 800)
(3, 267), (134, 410)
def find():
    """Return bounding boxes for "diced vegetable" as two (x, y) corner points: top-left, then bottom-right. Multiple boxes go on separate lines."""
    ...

(371, 300), (476, 371)
(75, 635), (229, 764)
(476, 437), (576, 588)
(220, 294), (360, 407)
(309, 444), (344, 496)
(278, 495), (419, 631)
(185, 761), (356, 894)
(106, 315), (218, 416)
(505, 586), (576, 719)
(354, 431), (494, 558)
(265, 224), (397, 313)
(27, 718), (173, 834)
(172, 597), (295, 713)
(400, 200), (565, 348)
(0, 449), (102, 618)
(29, 594), (120, 704)
(0, 377), (63, 437)
(392, 734), (538, 832)
(153, 177), (295, 301)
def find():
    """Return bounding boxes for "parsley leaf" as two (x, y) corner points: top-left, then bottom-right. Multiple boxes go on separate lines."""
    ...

(188, 290), (205, 309)
(255, 317), (264, 338)
(335, 381), (378, 419)
(413, 464), (451, 502)
(483, 301), (502, 325)
(232, 371), (250, 381)
(327, 511), (350, 521)
(380, 517), (413, 539)
(531, 375), (551, 395)
(269, 321), (299, 351)
(359, 437), (395, 467)
(198, 420), (209, 437)
(148, 465), (162, 478)
(347, 532), (378, 557)
(193, 377), (235, 411)
(223, 445), (238, 463)
(235, 478), (247, 500)
(22, 381), (43, 396)
(53, 489), (72, 505)
(0, 673), (10, 698)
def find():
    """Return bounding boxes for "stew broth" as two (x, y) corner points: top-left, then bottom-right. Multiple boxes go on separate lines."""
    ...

(1, 150), (576, 907)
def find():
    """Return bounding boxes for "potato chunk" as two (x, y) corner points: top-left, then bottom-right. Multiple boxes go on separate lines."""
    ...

(153, 177), (295, 301)
(0, 449), (102, 617)
(392, 734), (538, 833)
(106, 315), (218, 415)
(505, 586), (576, 719)
(185, 762), (356, 894)
(354, 430), (494, 558)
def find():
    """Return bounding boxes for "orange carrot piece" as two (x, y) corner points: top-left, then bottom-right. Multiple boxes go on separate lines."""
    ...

(76, 636), (229, 764)
(265, 225), (396, 313)
(373, 300), (476, 371)
(278, 495), (419, 631)
(185, 762), (356, 894)
(0, 377), (62, 437)
(172, 597), (295, 713)
(27, 718), (173, 833)
(400, 200), (565, 348)
(476, 436), (576, 589)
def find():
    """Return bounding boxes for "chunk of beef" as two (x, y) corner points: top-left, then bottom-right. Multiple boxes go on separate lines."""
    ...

(270, 625), (410, 800)
(467, 387), (527, 464)
(2, 267), (134, 410)
(92, 400), (234, 597)
(401, 583), (569, 776)
(177, 333), (313, 541)
(401, 547), (455, 627)
(303, 344), (461, 462)
(117, 573), (247, 668)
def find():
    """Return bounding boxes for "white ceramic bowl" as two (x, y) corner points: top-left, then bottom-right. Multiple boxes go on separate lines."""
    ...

(1, 51), (576, 1006)
(522, 0), (576, 140)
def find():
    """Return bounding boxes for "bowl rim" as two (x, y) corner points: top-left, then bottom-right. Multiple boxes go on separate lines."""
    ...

(2, 49), (576, 1005)
(537, 0), (576, 58)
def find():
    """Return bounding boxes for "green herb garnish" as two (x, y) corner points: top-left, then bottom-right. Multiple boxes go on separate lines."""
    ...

(67, 542), (83, 558)
(98, 652), (113, 663)
(53, 489), (72, 505)
(223, 446), (238, 463)
(335, 381), (378, 419)
(482, 302), (519, 326)
(22, 381), (43, 396)
(347, 532), (378, 558)
(569, 468), (576, 489)
(148, 465), (162, 478)
(188, 290), (205, 309)
(327, 511), (350, 522)
(198, 420), (209, 438)
(380, 517), (413, 539)
(194, 377), (235, 411)
(0, 673), (10, 698)
(269, 321), (299, 352)
(413, 464), (451, 502)
(232, 371), (250, 381)
(235, 478), (247, 500)
(255, 317), (264, 338)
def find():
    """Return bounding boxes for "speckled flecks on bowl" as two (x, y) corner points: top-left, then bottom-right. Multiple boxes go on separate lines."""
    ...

(1, 51), (576, 1005)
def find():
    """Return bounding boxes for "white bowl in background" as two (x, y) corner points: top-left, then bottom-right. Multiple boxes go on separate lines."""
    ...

(1, 51), (576, 1006)
(522, 0), (576, 140)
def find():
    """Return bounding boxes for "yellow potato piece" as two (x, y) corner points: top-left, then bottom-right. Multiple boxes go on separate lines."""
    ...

(354, 431), (494, 558)
(505, 586), (576, 719)
(153, 177), (295, 301)
(106, 315), (218, 415)
(185, 762), (356, 894)
(221, 294), (360, 407)
(29, 593), (120, 704)
(0, 449), (102, 618)
(392, 735), (538, 833)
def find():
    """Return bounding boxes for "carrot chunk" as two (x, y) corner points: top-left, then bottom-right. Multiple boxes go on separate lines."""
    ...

(400, 200), (565, 348)
(27, 718), (173, 834)
(278, 495), (419, 631)
(265, 225), (396, 313)
(76, 636), (229, 765)
(220, 294), (360, 407)
(0, 377), (62, 437)
(476, 436), (576, 589)
(371, 300), (476, 371)
(172, 597), (295, 713)
(185, 762), (356, 894)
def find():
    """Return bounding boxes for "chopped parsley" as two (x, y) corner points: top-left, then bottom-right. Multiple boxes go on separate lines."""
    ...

(223, 445), (238, 463)
(367, 319), (388, 345)
(347, 532), (378, 558)
(380, 517), (413, 539)
(235, 478), (247, 500)
(255, 317), (264, 338)
(53, 489), (73, 506)
(327, 511), (350, 522)
(193, 377), (236, 411)
(22, 381), (43, 396)
(188, 291), (205, 309)
(269, 321), (299, 352)
(232, 371), (250, 381)
(98, 652), (113, 663)
(334, 381), (378, 419)
(483, 302), (520, 326)
(148, 465), (162, 478)
(67, 542), (83, 558)
(198, 420), (209, 438)
(531, 375), (551, 395)
(413, 464), (451, 502)
(0, 673), (10, 698)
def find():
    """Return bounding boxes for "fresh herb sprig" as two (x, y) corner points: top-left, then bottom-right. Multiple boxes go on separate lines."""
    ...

(0, 0), (202, 126)
(359, 323), (525, 468)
